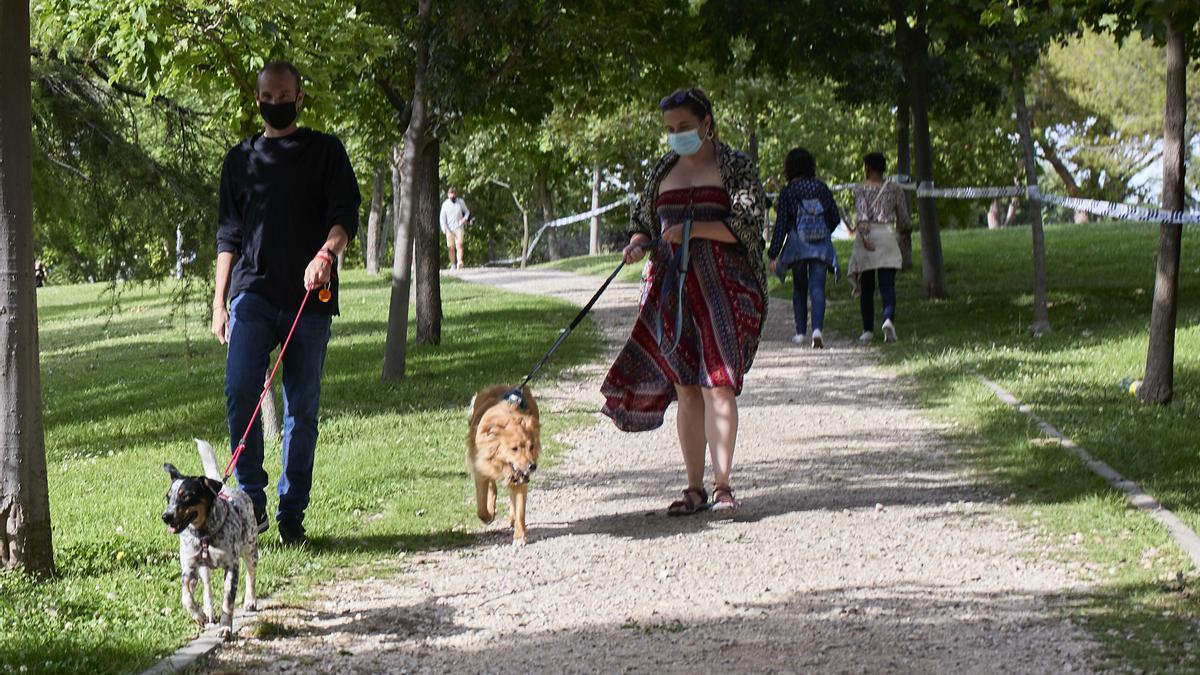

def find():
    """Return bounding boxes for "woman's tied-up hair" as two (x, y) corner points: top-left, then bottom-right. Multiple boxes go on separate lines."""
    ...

(864, 152), (887, 176)
(659, 87), (718, 139)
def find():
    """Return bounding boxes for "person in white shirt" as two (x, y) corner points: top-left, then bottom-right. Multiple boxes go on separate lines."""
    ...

(439, 187), (470, 270)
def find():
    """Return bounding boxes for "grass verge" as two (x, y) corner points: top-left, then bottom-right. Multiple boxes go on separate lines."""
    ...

(556, 222), (1200, 670)
(2, 270), (599, 675)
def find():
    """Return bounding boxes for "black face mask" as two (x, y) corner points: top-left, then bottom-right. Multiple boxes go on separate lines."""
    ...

(259, 100), (298, 131)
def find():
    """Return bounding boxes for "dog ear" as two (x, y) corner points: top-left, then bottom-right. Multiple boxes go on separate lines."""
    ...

(204, 478), (224, 497)
(479, 421), (500, 439)
(163, 463), (183, 481)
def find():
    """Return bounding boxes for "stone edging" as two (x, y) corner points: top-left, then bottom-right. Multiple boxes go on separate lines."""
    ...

(977, 373), (1200, 569)
(140, 604), (270, 675)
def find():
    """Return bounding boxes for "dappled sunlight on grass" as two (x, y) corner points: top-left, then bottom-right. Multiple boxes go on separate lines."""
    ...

(6, 270), (600, 674)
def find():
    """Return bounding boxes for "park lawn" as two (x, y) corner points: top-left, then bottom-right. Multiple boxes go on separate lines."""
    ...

(538, 251), (641, 284)
(551, 222), (1200, 670)
(783, 222), (1200, 671)
(1, 270), (598, 675)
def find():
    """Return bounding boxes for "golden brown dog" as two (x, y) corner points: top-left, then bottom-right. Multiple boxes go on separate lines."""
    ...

(467, 384), (541, 545)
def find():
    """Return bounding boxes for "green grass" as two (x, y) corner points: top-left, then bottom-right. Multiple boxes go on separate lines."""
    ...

(554, 222), (1200, 670)
(799, 223), (1200, 671)
(537, 252), (640, 284)
(2, 270), (599, 675)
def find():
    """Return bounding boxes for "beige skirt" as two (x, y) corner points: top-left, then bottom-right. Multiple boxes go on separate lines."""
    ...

(848, 222), (902, 296)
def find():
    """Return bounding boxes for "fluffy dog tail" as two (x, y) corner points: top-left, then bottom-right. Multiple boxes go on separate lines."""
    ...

(194, 438), (222, 481)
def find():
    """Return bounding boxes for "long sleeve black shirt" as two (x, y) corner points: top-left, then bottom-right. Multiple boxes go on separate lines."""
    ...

(217, 128), (360, 315)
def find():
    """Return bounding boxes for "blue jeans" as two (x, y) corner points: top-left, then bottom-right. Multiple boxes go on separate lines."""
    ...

(790, 260), (827, 335)
(859, 268), (897, 332)
(226, 292), (331, 524)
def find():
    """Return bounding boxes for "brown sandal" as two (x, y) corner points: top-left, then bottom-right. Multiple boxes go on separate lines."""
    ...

(667, 486), (709, 516)
(711, 483), (740, 511)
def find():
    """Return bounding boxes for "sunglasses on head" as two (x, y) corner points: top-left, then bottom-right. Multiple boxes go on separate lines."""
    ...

(659, 89), (709, 112)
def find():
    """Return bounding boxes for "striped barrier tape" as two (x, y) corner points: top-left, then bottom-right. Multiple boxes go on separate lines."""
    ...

(487, 195), (632, 266)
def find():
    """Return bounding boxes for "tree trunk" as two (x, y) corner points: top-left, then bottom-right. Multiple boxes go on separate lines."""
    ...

(1139, 17), (1187, 405)
(0, 0), (55, 576)
(382, 140), (418, 380)
(414, 137), (442, 345)
(1037, 136), (1089, 223)
(365, 161), (386, 274)
(536, 171), (559, 261)
(382, 0), (431, 381)
(748, 128), (759, 167)
(1011, 49), (1050, 336)
(174, 226), (185, 279)
(892, 0), (947, 298)
(896, 87), (914, 270)
(589, 162), (601, 255)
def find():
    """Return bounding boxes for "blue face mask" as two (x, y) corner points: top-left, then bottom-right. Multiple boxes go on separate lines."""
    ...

(667, 129), (703, 156)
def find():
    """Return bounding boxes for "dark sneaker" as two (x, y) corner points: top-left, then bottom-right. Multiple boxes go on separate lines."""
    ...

(277, 518), (307, 546)
(253, 505), (269, 534)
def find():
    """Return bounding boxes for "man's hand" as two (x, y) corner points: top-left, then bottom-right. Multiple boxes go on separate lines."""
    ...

(304, 252), (334, 290)
(211, 303), (229, 346)
(769, 259), (778, 275)
(623, 235), (651, 264)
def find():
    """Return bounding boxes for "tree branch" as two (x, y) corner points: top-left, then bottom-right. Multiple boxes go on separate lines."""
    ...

(30, 47), (211, 116)
(376, 75), (414, 129)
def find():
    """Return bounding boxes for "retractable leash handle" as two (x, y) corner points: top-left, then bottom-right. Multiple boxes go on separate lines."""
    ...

(504, 238), (657, 409)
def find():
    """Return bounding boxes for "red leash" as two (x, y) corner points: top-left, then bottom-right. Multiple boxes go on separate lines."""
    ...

(222, 285), (325, 480)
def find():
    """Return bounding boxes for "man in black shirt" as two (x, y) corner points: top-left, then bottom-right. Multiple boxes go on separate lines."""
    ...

(211, 60), (360, 545)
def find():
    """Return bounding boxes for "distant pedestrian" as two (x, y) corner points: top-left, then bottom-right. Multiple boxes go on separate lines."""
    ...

(767, 147), (841, 349)
(847, 152), (910, 343)
(440, 187), (470, 270)
(34, 260), (48, 287)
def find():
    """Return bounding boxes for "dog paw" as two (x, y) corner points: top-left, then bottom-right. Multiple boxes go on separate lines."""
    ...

(243, 600), (258, 613)
(190, 612), (208, 627)
(511, 535), (527, 547)
(217, 624), (234, 641)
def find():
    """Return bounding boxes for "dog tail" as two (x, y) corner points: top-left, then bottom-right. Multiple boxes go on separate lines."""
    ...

(194, 438), (222, 481)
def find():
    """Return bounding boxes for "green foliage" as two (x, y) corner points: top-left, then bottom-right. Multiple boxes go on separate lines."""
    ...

(1036, 29), (1200, 203)
(4, 270), (599, 674)
(30, 57), (218, 281)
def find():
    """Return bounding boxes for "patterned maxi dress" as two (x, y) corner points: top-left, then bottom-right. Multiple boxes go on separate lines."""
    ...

(601, 141), (768, 432)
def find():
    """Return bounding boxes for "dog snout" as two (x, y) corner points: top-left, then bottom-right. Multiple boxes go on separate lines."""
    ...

(161, 511), (174, 524)
(530, 463), (537, 472)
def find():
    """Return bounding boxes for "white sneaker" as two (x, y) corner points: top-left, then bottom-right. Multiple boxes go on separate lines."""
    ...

(790, 333), (806, 345)
(811, 329), (824, 349)
(882, 319), (897, 343)
(859, 331), (874, 342)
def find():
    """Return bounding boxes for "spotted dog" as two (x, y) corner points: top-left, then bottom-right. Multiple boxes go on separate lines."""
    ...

(162, 439), (258, 638)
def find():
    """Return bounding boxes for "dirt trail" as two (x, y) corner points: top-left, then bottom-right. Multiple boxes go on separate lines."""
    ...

(206, 268), (1095, 674)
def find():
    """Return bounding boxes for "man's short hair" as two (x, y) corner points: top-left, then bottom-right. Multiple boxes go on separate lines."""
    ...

(257, 61), (303, 92)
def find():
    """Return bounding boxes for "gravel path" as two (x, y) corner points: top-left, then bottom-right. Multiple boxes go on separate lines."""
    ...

(206, 268), (1096, 674)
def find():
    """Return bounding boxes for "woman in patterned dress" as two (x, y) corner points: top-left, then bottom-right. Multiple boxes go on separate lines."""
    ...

(600, 88), (768, 515)
(847, 152), (910, 343)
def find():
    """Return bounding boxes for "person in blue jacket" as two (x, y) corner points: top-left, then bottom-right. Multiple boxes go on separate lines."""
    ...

(767, 147), (841, 349)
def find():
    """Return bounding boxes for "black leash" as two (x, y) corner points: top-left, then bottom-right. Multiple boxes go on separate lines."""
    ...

(654, 215), (693, 355)
(505, 239), (657, 409)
